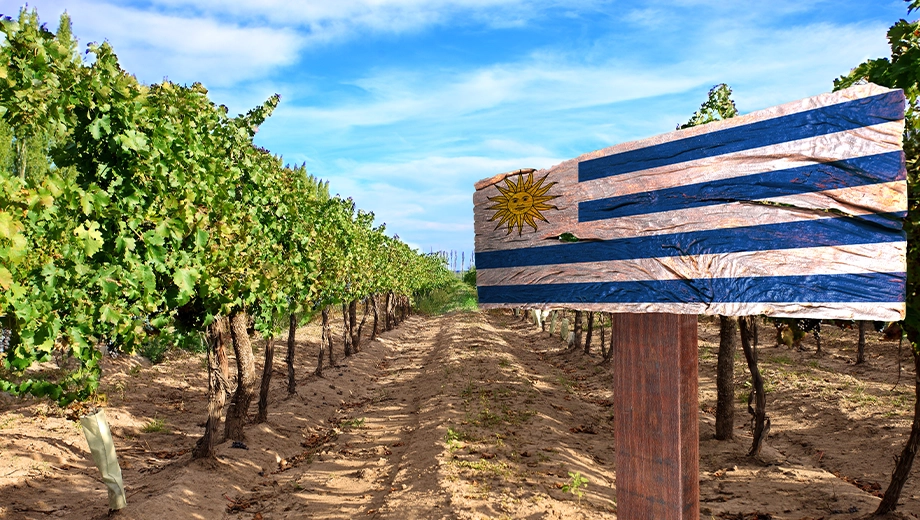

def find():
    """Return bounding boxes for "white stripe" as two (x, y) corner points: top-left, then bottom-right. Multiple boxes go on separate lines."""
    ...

(478, 302), (904, 321)
(582, 181), (905, 240)
(577, 122), (903, 200)
(476, 243), (906, 287)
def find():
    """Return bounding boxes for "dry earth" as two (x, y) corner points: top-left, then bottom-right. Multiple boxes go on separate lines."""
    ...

(0, 309), (917, 519)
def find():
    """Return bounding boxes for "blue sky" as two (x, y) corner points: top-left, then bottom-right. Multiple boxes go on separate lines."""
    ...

(4, 0), (908, 261)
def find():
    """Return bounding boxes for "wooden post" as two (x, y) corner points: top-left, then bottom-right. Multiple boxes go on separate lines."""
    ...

(612, 313), (698, 520)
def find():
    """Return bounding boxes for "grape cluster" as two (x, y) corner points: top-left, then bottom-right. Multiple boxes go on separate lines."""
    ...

(104, 338), (121, 359)
(0, 328), (10, 354)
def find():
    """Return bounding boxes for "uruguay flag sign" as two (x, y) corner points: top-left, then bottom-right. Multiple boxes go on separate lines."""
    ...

(473, 84), (906, 320)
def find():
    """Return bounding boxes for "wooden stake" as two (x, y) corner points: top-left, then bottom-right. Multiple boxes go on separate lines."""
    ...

(612, 313), (699, 520)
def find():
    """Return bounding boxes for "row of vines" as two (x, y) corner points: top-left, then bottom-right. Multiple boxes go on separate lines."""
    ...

(0, 9), (455, 459)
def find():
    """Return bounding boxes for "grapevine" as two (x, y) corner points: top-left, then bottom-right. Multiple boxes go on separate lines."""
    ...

(0, 8), (453, 410)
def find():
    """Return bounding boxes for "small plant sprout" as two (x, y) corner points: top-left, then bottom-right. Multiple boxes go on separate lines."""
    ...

(341, 417), (365, 430)
(561, 471), (589, 503)
(141, 417), (167, 433)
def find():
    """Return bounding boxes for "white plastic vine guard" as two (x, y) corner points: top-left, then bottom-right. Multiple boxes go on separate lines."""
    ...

(80, 409), (127, 510)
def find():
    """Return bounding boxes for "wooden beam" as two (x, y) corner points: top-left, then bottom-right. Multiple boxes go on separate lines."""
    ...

(612, 313), (699, 520)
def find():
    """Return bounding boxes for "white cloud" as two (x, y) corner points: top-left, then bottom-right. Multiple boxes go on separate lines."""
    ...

(142, 0), (558, 42)
(14, 0), (304, 87)
(275, 59), (704, 131)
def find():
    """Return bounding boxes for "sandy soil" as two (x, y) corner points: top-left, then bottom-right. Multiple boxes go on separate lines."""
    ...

(0, 309), (917, 519)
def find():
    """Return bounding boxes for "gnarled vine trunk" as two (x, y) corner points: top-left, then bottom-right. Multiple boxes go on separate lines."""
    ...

(286, 311), (297, 395)
(349, 300), (360, 352)
(584, 312), (594, 355)
(256, 335), (274, 423)
(385, 292), (393, 331)
(371, 294), (380, 340)
(875, 343), (920, 514)
(315, 306), (331, 377)
(327, 306), (336, 367)
(225, 310), (256, 442)
(716, 315), (737, 440)
(573, 310), (583, 350)
(342, 303), (353, 357)
(739, 316), (769, 456)
(857, 320), (867, 365)
(356, 298), (369, 351)
(193, 316), (231, 459)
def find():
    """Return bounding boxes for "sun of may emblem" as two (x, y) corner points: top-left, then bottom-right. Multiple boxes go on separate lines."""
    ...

(487, 172), (560, 236)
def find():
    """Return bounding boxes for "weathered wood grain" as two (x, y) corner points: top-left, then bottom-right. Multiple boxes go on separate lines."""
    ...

(613, 313), (698, 520)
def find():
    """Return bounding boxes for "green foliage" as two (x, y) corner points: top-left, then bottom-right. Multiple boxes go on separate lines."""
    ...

(678, 83), (739, 130)
(415, 277), (478, 315)
(561, 471), (589, 501)
(339, 417), (365, 430)
(835, 0), (920, 354)
(141, 417), (167, 433)
(462, 266), (476, 286)
(0, 7), (452, 407)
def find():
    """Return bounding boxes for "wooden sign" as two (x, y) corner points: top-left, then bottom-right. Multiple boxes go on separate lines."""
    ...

(473, 84), (907, 321)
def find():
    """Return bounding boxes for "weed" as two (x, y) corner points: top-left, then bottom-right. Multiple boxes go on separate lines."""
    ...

(498, 358), (511, 368)
(446, 426), (472, 443)
(340, 417), (366, 430)
(476, 407), (503, 428)
(769, 354), (794, 365)
(0, 415), (17, 430)
(451, 459), (513, 478)
(141, 417), (168, 433)
(445, 427), (475, 451)
(129, 365), (142, 376)
(461, 379), (477, 399)
(556, 376), (575, 391)
(111, 380), (127, 400)
(562, 471), (589, 503)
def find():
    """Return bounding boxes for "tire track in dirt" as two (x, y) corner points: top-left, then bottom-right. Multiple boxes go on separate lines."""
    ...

(239, 310), (621, 519)
(258, 314), (457, 518)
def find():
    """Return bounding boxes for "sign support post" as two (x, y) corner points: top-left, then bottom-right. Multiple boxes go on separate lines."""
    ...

(612, 313), (699, 519)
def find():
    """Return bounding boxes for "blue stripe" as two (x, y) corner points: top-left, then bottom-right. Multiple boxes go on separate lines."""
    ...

(475, 214), (905, 269)
(578, 152), (906, 222)
(578, 90), (905, 182)
(478, 272), (905, 305)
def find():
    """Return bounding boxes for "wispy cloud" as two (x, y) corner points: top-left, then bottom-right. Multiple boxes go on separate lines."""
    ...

(141, 0), (593, 43)
(11, 0), (304, 86)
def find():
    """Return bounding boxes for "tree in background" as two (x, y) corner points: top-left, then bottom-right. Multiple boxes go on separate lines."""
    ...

(678, 83), (738, 130)
(834, 0), (920, 513)
(680, 84), (742, 442)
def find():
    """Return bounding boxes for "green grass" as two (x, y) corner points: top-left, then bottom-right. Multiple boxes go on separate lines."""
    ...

(340, 417), (366, 430)
(445, 426), (476, 451)
(141, 417), (168, 433)
(450, 459), (513, 478)
(768, 354), (795, 365)
(415, 278), (478, 315)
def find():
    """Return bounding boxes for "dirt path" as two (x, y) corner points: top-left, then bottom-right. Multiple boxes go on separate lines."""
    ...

(0, 310), (918, 519)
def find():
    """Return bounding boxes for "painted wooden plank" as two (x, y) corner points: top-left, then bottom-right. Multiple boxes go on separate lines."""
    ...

(472, 83), (906, 320)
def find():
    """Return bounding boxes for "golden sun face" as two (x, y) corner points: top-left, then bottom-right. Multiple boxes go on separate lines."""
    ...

(487, 172), (559, 236)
